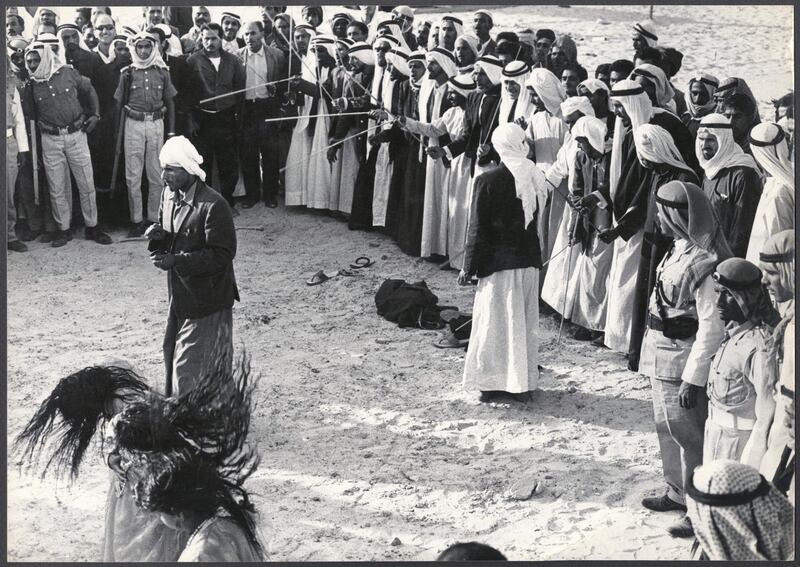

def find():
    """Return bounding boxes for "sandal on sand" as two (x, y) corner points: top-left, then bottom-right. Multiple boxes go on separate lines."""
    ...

(306, 270), (338, 286)
(350, 256), (374, 269)
(433, 332), (469, 349)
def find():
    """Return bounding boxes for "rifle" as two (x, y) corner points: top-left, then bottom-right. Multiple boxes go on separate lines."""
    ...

(26, 85), (40, 206)
(109, 67), (133, 199)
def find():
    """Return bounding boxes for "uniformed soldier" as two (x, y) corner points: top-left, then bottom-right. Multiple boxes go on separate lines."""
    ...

(22, 41), (112, 247)
(706, 257), (778, 465)
(114, 31), (177, 237)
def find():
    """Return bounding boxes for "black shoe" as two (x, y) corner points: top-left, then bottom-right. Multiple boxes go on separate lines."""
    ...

(8, 240), (28, 252)
(85, 226), (112, 245)
(573, 328), (599, 341)
(265, 195), (279, 208)
(126, 221), (149, 238)
(667, 515), (694, 538)
(627, 353), (640, 372)
(39, 231), (57, 244)
(21, 228), (42, 242)
(641, 493), (687, 513)
(51, 230), (70, 248)
(241, 200), (257, 209)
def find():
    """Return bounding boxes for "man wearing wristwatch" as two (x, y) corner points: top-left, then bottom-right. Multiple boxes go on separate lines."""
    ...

(114, 31), (177, 237)
(22, 41), (112, 247)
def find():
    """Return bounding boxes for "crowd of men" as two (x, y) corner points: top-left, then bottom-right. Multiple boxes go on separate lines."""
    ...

(6, 4), (795, 561)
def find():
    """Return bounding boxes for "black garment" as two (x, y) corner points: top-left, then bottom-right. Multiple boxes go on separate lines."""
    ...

(383, 79), (410, 237)
(446, 86), (501, 175)
(65, 47), (103, 86)
(240, 100), (282, 202)
(193, 107), (240, 206)
(166, 53), (200, 136)
(392, 83), (427, 255)
(90, 59), (127, 193)
(702, 166), (763, 258)
(612, 111), (700, 241)
(628, 167), (699, 364)
(463, 163), (542, 279)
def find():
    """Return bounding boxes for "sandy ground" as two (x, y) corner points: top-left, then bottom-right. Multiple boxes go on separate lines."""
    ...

(6, 4), (794, 562)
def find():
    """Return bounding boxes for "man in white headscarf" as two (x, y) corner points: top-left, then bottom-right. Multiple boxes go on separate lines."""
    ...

(601, 79), (699, 359)
(539, 96), (595, 314)
(578, 77), (613, 132)
(417, 46), (457, 258)
(746, 123), (795, 263)
(681, 73), (718, 139)
(696, 113), (762, 257)
(561, 115), (615, 339)
(220, 11), (245, 54)
(757, 230), (795, 502)
(498, 60), (532, 124)
(146, 135), (239, 396)
(56, 23), (102, 84)
(523, 68), (567, 171)
(460, 122), (548, 403)
(454, 33), (480, 73)
(631, 20), (658, 59)
(115, 31), (177, 237)
(391, 6), (418, 50)
(630, 63), (675, 110)
(437, 15), (463, 52)
(399, 73), (476, 269)
(21, 41), (111, 248)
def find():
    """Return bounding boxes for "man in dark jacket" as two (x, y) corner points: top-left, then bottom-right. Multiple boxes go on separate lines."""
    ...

(146, 135), (239, 396)
(186, 23), (246, 210)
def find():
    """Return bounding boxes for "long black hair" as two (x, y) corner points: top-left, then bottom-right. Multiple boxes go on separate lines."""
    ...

(14, 365), (150, 480)
(119, 350), (263, 558)
(128, 447), (265, 559)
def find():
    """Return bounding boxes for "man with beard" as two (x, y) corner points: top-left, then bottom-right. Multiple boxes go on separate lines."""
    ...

(180, 6), (210, 54)
(220, 12), (245, 55)
(631, 20), (658, 60)
(115, 32), (177, 237)
(696, 114), (762, 257)
(145, 135), (238, 396)
(705, 258), (777, 465)
(237, 20), (286, 209)
(532, 28), (556, 71)
(416, 47), (457, 259)
(391, 6), (418, 50)
(437, 16), (462, 53)
(186, 23), (246, 211)
(22, 42), (112, 247)
(681, 73), (719, 139)
(56, 23), (102, 85)
(414, 21), (431, 51)
(601, 79), (696, 360)
(472, 9), (495, 56)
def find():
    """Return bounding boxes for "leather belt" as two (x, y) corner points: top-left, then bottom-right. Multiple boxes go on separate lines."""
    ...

(647, 314), (665, 332)
(709, 405), (755, 431)
(38, 116), (85, 135)
(125, 105), (166, 121)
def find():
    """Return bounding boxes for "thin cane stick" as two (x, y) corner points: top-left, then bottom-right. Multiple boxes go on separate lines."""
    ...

(198, 77), (295, 105)
(279, 121), (387, 173)
(263, 111), (370, 123)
